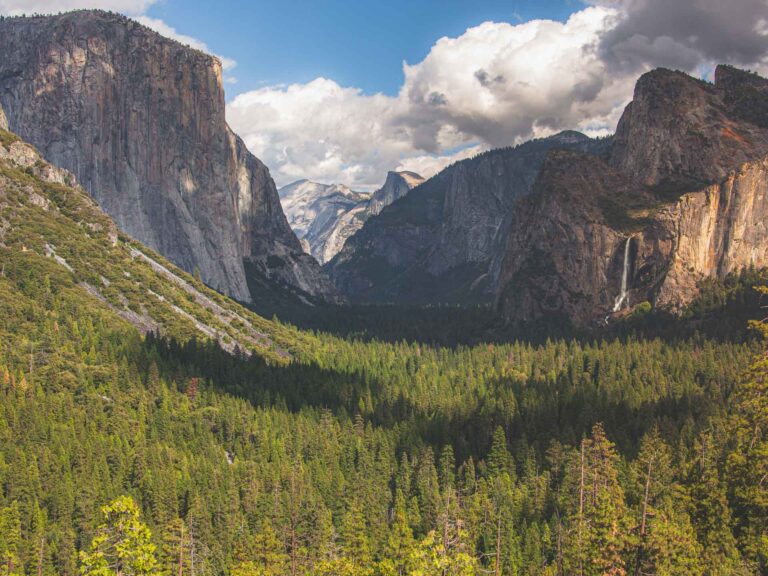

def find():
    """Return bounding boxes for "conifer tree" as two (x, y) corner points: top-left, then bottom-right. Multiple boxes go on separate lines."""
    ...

(563, 424), (630, 576)
(378, 490), (416, 576)
(251, 519), (288, 575)
(161, 519), (193, 576)
(487, 427), (512, 480)
(339, 498), (372, 572)
(0, 502), (22, 576)
(728, 290), (768, 569)
(79, 496), (158, 576)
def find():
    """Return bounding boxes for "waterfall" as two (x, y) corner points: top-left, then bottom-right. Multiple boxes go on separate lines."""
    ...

(612, 236), (632, 312)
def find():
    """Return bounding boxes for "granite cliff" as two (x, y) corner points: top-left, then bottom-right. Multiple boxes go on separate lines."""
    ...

(496, 65), (768, 327)
(366, 170), (425, 216)
(327, 132), (608, 303)
(0, 121), (297, 358)
(0, 10), (333, 303)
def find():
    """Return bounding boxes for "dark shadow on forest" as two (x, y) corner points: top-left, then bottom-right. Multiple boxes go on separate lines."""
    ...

(145, 330), (736, 467)
(251, 287), (761, 347)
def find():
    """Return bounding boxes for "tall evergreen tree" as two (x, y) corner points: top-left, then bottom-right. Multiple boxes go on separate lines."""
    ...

(79, 496), (158, 576)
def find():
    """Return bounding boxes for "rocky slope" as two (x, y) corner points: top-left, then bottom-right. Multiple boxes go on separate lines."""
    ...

(327, 132), (608, 303)
(496, 65), (768, 327)
(279, 171), (424, 264)
(0, 123), (300, 360)
(0, 10), (333, 303)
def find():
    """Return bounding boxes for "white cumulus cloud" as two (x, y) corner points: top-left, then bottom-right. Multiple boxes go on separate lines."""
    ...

(228, 6), (634, 189)
(6, 1), (767, 189)
(395, 145), (487, 180)
(228, 78), (416, 189)
(228, 0), (768, 189)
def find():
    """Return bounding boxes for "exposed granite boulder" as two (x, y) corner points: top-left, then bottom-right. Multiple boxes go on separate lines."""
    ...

(0, 10), (333, 302)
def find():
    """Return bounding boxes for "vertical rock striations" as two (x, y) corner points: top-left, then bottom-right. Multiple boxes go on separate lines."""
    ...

(279, 180), (371, 264)
(496, 65), (768, 327)
(0, 10), (333, 302)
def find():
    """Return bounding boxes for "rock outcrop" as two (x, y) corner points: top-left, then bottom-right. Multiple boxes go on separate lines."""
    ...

(610, 67), (768, 191)
(496, 65), (768, 327)
(279, 171), (424, 264)
(0, 10), (333, 302)
(327, 132), (608, 303)
(366, 171), (424, 216)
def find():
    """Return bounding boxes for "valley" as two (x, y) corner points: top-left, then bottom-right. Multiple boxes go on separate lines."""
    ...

(0, 6), (767, 576)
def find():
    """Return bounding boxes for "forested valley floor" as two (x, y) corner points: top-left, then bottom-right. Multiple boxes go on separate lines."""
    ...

(1, 127), (767, 575)
(2, 257), (768, 575)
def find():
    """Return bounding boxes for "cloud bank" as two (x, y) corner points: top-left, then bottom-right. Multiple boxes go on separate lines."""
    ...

(228, 0), (768, 189)
(135, 16), (237, 77)
(3, 0), (767, 189)
(229, 7), (627, 188)
(594, 0), (768, 74)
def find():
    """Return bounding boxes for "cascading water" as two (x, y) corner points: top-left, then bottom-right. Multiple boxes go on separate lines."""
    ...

(613, 236), (632, 312)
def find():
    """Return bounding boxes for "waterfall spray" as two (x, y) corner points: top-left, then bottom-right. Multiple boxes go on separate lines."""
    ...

(613, 236), (632, 312)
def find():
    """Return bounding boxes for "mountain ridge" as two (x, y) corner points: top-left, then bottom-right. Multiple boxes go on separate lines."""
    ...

(0, 120), (306, 361)
(326, 130), (610, 303)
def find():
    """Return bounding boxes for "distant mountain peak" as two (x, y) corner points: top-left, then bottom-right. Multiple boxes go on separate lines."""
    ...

(386, 170), (425, 191)
(327, 131), (607, 304)
(549, 130), (591, 144)
(279, 171), (423, 264)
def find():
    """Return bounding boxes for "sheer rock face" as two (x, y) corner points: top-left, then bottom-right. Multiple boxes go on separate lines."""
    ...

(495, 152), (628, 327)
(327, 131), (607, 304)
(279, 180), (371, 264)
(0, 10), (333, 302)
(366, 171), (424, 216)
(610, 66), (768, 191)
(496, 66), (768, 327)
(652, 159), (768, 309)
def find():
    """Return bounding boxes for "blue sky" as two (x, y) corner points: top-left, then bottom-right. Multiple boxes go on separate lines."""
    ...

(145, 0), (580, 97)
(3, 0), (767, 188)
